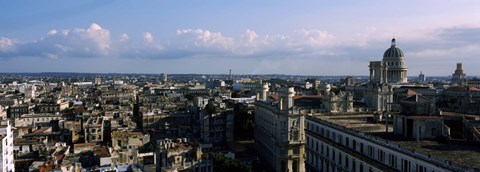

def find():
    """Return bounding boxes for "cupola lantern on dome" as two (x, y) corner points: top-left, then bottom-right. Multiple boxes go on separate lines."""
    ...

(383, 38), (404, 58)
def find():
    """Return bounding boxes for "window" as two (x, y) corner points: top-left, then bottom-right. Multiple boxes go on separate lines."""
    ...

(389, 154), (397, 168)
(345, 156), (349, 168)
(352, 159), (356, 171)
(326, 146), (330, 157)
(402, 159), (410, 172)
(378, 150), (385, 163)
(368, 146), (374, 158)
(416, 165), (426, 172)
(293, 147), (301, 155)
(360, 143), (364, 154)
(321, 144), (324, 154)
(332, 150), (335, 161)
(339, 153), (342, 165)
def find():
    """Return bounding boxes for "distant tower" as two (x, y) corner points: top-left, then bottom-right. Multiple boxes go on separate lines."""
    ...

(418, 71), (426, 83)
(161, 73), (168, 83)
(229, 69), (232, 81)
(451, 63), (466, 85)
(95, 76), (102, 85)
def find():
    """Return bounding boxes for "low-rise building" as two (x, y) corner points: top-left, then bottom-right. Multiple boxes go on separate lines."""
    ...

(156, 138), (212, 172)
(84, 117), (105, 143)
(111, 131), (150, 166)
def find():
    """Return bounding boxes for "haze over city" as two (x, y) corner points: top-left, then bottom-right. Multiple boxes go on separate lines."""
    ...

(1, 0), (480, 75)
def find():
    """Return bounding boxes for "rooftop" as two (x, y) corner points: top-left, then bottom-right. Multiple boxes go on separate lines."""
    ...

(311, 114), (480, 169)
(394, 139), (480, 169)
(314, 114), (391, 133)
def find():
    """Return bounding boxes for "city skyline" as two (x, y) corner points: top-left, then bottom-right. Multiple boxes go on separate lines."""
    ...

(1, 1), (480, 75)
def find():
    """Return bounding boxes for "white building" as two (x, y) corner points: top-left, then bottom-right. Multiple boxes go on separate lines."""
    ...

(347, 38), (410, 111)
(95, 77), (102, 85)
(306, 114), (480, 172)
(369, 38), (408, 84)
(254, 85), (306, 172)
(0, 120), (14, 172)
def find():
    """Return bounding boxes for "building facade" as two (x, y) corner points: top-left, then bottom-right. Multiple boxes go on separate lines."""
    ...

(348, 38), (408, 111)
(306, 116), (474, 172)
(254, 87), (306, 172)
(0, 120), (14, 172)
(452, 63), (467, 85)
(418, 72), (426, 83)
(369, 38), (408, 84)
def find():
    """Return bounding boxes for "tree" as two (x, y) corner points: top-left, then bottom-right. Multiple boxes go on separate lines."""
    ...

(311, 87), (318, 95)
(209, 152), (251, 172)
(205, 102), (218, 115)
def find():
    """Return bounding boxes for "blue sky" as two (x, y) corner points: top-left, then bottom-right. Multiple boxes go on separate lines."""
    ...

(1, 0), (480, 76)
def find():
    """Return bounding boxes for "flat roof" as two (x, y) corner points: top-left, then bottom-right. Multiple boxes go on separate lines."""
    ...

(311, 114), (480, 169)
(394, 139), (480, 169)
(314, 114), (392, 133)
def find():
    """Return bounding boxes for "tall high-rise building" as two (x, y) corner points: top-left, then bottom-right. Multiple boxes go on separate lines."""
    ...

(0, 120), (14, 172)
(418, 71), (426, 83)
(161, 73), (168, 83)
(451, 63), (466, 85)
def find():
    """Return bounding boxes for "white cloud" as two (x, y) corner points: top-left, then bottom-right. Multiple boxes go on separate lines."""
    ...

(244, 29), (258, 44)
(141, 32), (163, 50)
(44, 23), (111, 56)
(47, 29), (58, 36)
(120, 33), (129, 41)
(297, 29), (336, 47)
(0, 23), (111, 58)
(0, 37), (15, 52)
(176, 29), (233, 49)
(83, 23), (111, 53)
(143, 32), (154, 43)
